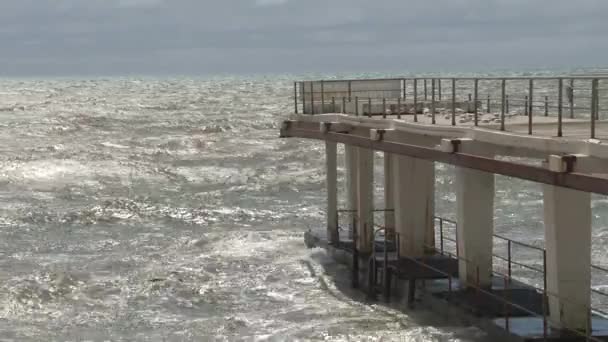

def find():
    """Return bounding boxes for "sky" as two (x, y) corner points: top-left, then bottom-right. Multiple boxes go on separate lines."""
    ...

(1, 0), (607, 76)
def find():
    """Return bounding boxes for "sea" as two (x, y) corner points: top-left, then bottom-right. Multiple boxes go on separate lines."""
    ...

(0, 72), (607, 341)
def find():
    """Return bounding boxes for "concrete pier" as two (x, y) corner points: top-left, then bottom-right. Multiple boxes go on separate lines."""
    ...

(393, 155), (435, 257)
(284, 75), (608, 341)
(356, 147), (374, 254)
(456, 167), (495, 288)
(543, 184), (592, 331)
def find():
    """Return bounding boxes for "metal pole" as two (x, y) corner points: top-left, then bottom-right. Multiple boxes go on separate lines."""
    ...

(544, 95), (549, 117)
(342, 96), (346, 114)
(294, 82), (298, 114)
(569, 78), (575, 119)
(332, 96), (336, 113)
(507, 239), (512, 279)
(424, 79), (428, 101)
(402, 79), (406, 100)
(321, 80), (325, 114)
(310, 82), (315, 115)
(355, 96), (359, 116)
(524, 96), (528, 116)
(382, 98), (387, 118)
(440, 219), (444, 254)
(487, 94), (491, 113)
(504, 276), (510, 333)
(439, 79), (442, 101)
(558, 78), (563, 137)
(501, 79), (506, 131)
(414, 79), (418, 123)
(431, 79), (436, 124)
(348, 81), (352, 101)
(506, 94), (510, 113)
(474, 79), (479, 126)
(451, 78), (456, 126)
(368, 97), (372, 118)
(528, 79), (533, 135)
(592, 79), (598, 139)
(542, 249), (548, 339)
(397, 97), (402, 120)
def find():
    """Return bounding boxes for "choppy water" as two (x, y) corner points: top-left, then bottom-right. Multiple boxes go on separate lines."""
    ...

(0, 75), (606, 341)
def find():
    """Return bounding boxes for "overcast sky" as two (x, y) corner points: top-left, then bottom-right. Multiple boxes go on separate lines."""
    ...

(1, 0), (607, 76)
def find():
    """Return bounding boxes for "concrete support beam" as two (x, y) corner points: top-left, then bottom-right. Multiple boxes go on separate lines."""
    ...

(326, 141), (339, 245)
(543, 185), (591, 330)
(393, 156), (435, 257)
(456, 167), (495, 288)
(356, 147), (374, 254)
(345, 145), (358, 239)
(384, 153), (395, 239)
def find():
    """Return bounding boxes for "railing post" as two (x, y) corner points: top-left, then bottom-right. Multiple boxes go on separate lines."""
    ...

(368, 97), (372, 118)
(294, 82), (298, 114)
(402, 78), (406, 100)
(342, 96), (346, 114)
(501, 79), (506, 131)
(348, 81), (352, 101)
(320, 80), (325, 114)
(524, 95), (528, 116)
(504, 276), (510, 333)
(542, 249), (548, 339)
(310, 82), (315, 115)
(506, 94), (510, 113)
(474, 79), (479, 126)
(558, 78), (563, 137)
(431, 79), (436, 124)
(382, 98), (387, 118)
(332, 96), (336, 113)
(414, 79), (419, 123)
(440, 218), (444, 254)
(424, 79), (428, 101)
(487, 94), (491, 113)
(569, 78), (575, 119)
(528, 79), (534, 135)
(544, 95), (549, 117)
(507, 239), (512, 279)
(592, 78), (598, 139)
(355, 96), (359, 116)
(397, 97), (402, 119)
(451, 78), (456, 126)
(438, 78), (442, 101)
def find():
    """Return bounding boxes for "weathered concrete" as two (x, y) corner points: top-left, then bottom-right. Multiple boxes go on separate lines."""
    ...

(356, 147), (374, 253)
(393, 155), (435, 257)
(456, 167), (495, 288)
(543, 184), (592, 331)
(326, 141), (339, 244)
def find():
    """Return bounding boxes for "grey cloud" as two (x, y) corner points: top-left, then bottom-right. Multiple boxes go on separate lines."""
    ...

(0, 0), (606, 76)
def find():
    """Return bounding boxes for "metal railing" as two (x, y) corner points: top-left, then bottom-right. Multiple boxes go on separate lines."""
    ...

(333, 210), (608, 338)
(293, 76), (608, 139)
(435, 217), (608, 325)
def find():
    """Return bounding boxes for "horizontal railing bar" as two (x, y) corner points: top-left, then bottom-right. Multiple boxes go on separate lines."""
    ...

(299, 76), (608, 83)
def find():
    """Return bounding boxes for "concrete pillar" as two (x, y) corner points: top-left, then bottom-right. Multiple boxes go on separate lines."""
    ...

(393, 156), (435, 257)
(456, 167), (494, 288)
(345, 145), (358, 239)
(356, 147), (374, 254)
(384, 153), (395, 239)
(543, 185), (591, 330)
(326, 141), (338, 245)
